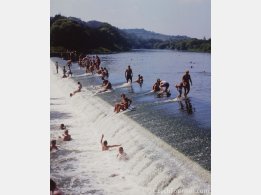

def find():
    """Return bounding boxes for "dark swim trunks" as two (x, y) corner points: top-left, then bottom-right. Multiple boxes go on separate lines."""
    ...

(126, 75), (132, 82)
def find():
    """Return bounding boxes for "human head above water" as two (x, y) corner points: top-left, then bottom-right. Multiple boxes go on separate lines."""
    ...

(103, 140), (108, 146)
(51, 140), (56, 145)
(119, 147), (124, 153)
(121, 93), (126, 98)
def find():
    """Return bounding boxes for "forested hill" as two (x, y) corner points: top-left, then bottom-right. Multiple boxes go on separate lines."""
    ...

(50, 15), (211, 54)
(122, 28), (189, 41)
(50, 15), (131, 53)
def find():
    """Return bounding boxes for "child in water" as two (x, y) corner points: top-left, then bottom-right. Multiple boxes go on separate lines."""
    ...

(117, 147), (129, 161)
(175, 82), (184, 98)
(135, 74), (144, 87)
(100, 134), (121, 151)
(60, 124), (66, 130)
(50, 140), (58, 151)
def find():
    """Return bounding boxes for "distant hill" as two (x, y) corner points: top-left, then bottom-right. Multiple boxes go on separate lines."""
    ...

(122, 28), (189, 41)
(50, 15), (210, 54)
(85, 20), (108, 29)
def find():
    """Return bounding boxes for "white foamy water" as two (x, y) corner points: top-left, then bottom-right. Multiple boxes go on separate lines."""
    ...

(50, 60), (210, 195)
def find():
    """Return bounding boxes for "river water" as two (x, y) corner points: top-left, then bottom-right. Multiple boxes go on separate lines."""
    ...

(51, 49), (211, 194)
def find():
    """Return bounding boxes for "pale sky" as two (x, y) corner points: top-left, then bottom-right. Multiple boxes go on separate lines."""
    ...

(50, 0), (210, 39)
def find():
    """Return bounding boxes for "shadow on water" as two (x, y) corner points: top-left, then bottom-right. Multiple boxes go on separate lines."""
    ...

(51, 97), (65, 100)
(50, 103), (63, 106)
(50, 111), (72, 120)
(50, 148), (82, 160)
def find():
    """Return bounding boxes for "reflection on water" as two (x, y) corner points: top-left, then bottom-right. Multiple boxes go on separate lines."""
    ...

(178, 98), (196, 115)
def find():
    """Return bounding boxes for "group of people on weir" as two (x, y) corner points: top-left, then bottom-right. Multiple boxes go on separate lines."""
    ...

(50, 125), (127, 194)
(55, 53), (193, 110)
(50, 123), (72, 194)
(52, 53), (194, 193)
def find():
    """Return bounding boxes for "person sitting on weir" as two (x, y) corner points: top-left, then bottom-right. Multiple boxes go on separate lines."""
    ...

(114, 93), (132, 113)
(157, 80), (171, 97)
(152, 79), (161, 92)
(70, 82), (82, 97)
(100, 134), (121, 151)
(99, 78), (112, 93)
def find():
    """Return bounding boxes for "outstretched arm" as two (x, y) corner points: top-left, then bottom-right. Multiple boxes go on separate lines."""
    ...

(100, 134), (104, 144)
(108, 144), (121, 148)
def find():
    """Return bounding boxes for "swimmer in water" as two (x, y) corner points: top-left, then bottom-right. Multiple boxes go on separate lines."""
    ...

(60, 124), (66, 130)
(100, 134), (121, 151)
(117, 147), (129, 160)
(175, 82), (184, 98)
(50, 140), (58, 151)
(59, 130), (71, 141)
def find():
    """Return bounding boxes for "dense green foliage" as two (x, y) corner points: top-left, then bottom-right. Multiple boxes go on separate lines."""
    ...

(150, 38), (211, 52)
(50, 15), (130, 53)
(50, 15), (211, 54)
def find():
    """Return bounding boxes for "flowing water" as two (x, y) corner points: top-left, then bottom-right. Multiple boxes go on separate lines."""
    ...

(50, 49), (211, 194)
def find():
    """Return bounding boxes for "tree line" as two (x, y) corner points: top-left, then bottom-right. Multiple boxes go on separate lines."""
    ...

(50, 15), (211, 54)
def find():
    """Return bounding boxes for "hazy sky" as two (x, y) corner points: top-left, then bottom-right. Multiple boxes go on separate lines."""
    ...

(50, 0), (210, 39)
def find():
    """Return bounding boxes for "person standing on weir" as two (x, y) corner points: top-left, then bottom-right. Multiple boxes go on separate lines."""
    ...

(125, 65), (133, 83)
